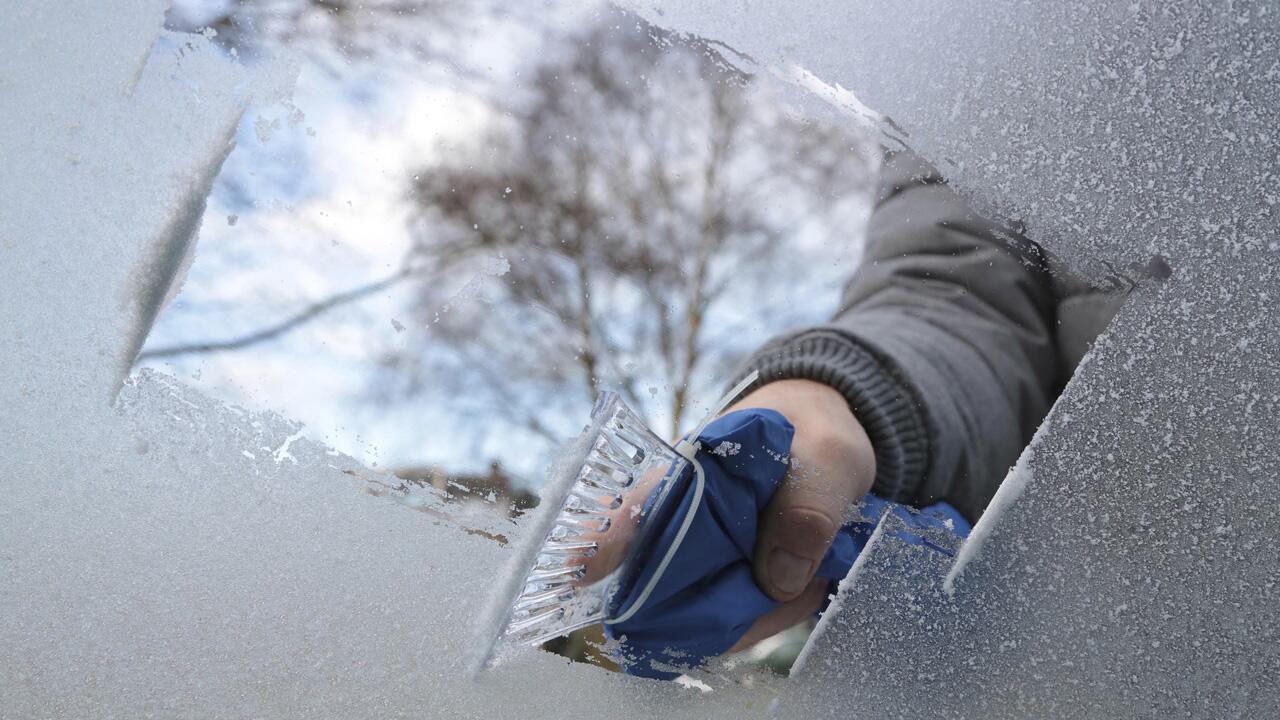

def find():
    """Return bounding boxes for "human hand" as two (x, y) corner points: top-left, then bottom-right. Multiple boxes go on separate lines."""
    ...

(725, 378), (875, 650)
(578, 378), (874, 653)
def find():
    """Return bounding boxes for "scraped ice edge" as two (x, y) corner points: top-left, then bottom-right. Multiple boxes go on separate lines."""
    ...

(116, 31), (301, 393)
(941, 448), (1035, 596)
(469, 412), (600, 673)
(788, 517), (895, 678)
(942, 332), (1107, 595)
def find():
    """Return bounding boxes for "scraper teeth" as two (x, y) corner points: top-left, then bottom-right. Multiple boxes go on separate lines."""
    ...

(505, 606), (566, 638)
(533, 553), (573, 571)
(527, 565), (587, 584)
(549, 524), (584, 540)
(557, 514), (611, 533)
(594, 433), (640, 469)
(540, 540), (599, 557)
(610, 424), (649, 462)
(570, 486), (623, 510)
(580, 464), (624, 492)
(513, 587), (576, 614)
(585, 456), (631, 484)
(562, 494), (612, 514)
(549, 514), (610, 539)
(484, 391), (688, 663)
(587, 455), (628, 474)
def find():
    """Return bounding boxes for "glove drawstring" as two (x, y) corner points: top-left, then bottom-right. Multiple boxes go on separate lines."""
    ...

(606, 371), (759, 624)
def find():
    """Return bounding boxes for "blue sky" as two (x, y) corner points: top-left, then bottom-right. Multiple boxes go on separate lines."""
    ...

(143, 0), (870, 486)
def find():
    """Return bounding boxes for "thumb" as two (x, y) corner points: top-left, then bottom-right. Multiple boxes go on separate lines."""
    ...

(755, 428), (874, 602)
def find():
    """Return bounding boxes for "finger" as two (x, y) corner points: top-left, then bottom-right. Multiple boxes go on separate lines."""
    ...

(755, 428), (870, 601)
(727, 578), (827, 654)
(577, 464), (667, 586)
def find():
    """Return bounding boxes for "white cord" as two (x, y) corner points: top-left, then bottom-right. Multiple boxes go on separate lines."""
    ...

(605, 456), (704, 625)
(673, 370), (758, 461)
(605, 370), (759, 625)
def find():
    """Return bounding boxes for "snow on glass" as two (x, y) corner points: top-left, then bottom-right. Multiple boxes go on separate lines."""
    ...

(620, 0), (1280, 716)
(4, 0), (1279, 718)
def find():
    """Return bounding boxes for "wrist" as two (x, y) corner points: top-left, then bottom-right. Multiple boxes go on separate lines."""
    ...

(731, 327), (930, 504)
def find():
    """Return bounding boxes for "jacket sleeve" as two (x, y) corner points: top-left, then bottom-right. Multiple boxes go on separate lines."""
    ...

(733, 149), (1062, 521)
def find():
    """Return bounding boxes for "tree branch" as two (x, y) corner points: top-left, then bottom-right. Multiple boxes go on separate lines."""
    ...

(136, 266), (416, 362)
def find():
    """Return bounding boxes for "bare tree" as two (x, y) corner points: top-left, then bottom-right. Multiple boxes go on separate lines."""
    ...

(137, 264), (423, 361)
(149, 3), (875, 465)
(384, 8), (875, 442)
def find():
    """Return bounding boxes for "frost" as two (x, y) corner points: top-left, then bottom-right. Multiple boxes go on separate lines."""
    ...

(711, 440), (742, 457)
(270, 427), (306, 464)
(627, 0), (1280, 714)
(6, 0), (1279, 714)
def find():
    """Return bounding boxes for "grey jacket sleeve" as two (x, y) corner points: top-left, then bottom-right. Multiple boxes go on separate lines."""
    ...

(734, 150), (1061, 521)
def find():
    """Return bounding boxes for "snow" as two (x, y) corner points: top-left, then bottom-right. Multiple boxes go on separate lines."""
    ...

(622, 0), (1279, 272)
(6, 0), (1280, 715)
(2, 4), (252, 403)
(785, 513), (964, 714)
(8, 369), (786, 716)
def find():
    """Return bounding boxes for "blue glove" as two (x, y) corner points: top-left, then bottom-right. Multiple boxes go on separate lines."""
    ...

(603, 408), (970, 680)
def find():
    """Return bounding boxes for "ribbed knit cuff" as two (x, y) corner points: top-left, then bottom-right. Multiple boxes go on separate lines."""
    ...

(732, 329), (930, 504)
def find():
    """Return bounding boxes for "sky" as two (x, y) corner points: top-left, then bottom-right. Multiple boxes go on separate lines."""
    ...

(143, 0), (872, 487)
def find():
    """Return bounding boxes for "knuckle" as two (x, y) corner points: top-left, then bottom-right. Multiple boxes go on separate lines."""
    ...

(808, 428), (862, 464)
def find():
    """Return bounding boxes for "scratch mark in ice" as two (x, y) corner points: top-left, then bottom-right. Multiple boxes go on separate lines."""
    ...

(271, 428), (306, 464)
(944, 447), (1037, 596)
(773, 63), (883, 133)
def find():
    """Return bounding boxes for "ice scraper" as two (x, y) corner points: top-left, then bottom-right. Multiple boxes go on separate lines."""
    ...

(472, 372), (970, 678)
